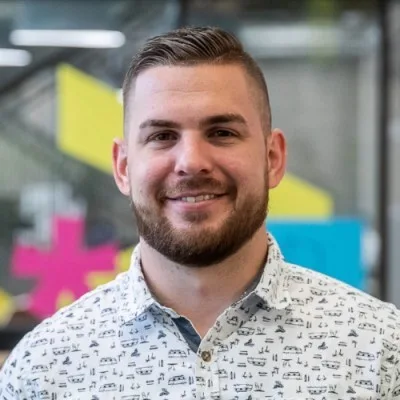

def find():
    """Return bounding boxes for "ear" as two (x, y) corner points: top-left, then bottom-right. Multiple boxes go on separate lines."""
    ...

(266, 128), (287, 189)
(112, 138), (130, 196)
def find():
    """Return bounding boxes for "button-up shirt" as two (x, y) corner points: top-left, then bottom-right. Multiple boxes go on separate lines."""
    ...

(1, 235), (400, 399)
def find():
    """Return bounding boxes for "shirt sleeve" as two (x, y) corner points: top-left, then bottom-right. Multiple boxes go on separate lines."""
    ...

(386, 330), (400, 399)
(388, 362), (400, 398)
(0, 335), (32, 400)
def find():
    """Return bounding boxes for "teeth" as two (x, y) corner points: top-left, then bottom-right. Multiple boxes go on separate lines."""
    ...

(180, 194), (216, 203)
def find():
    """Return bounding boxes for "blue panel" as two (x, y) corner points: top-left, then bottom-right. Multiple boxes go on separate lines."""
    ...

(268, 218), (365, 290)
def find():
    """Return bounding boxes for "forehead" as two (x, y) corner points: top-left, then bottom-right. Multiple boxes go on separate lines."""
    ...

(134, 64), (250, 94)
(126, 64), (260, 123)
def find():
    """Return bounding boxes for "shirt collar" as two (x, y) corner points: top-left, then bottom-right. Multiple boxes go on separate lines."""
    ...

(118, 245), (156, 327)
(118, 233), (291, 326)
(253, 234), (292, 310)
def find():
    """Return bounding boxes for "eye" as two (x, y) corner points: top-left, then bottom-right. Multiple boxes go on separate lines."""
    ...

(211, 129), (236, 138)
(150, 132), (177, 142)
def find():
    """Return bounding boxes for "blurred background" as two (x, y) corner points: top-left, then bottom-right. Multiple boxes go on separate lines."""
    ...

(0, 0), (399, 359)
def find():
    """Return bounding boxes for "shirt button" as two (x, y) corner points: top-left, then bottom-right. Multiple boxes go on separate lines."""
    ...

(201, 351), (212, 362)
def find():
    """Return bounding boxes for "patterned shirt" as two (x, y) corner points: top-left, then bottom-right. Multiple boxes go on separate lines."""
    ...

(1, 235), (400, 400)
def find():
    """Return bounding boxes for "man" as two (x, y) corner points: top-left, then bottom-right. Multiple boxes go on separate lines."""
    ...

(1, 26), (400, 400)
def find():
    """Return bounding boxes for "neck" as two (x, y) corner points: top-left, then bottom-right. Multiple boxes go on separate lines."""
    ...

(139, 226), (269, 337)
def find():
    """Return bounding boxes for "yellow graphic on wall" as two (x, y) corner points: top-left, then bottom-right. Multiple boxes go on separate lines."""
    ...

(57, 64), (123, 174)
(56, 290), (75, 310)
(0, 288), (15, 326)
(269, 174), (333, 218)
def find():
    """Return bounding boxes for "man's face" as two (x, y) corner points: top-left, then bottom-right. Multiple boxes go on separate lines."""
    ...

(113, 64), (286, 266)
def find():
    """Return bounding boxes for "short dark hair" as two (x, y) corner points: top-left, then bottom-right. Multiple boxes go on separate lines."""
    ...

(123, 26), (271, 131)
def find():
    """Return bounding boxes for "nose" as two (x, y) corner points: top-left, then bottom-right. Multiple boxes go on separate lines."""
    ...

(173, 134), (213, 176)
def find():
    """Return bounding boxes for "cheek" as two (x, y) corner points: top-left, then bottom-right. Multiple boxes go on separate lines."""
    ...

(129, 157), (170, 198)
(239, 172), (266, 197)
(229, 157), (266, 192)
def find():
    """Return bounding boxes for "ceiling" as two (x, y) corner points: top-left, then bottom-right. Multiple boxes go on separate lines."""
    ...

(0, 0), (388, 96)
(0, 0), (137, 95)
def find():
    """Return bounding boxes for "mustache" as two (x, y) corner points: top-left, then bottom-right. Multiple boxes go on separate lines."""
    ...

(158, 177), (234, 199)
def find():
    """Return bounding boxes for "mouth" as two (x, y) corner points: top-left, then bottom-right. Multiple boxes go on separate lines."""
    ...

(169, 194), (224, 203)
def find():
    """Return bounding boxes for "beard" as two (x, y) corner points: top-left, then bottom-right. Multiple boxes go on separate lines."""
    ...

(130, 175), (268, 267)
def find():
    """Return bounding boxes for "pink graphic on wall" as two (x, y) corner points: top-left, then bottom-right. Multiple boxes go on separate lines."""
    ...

(11, 216), (118, 319)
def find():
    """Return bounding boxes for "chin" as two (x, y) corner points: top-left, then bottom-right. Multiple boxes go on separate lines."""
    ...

(169, 216), (224, 231)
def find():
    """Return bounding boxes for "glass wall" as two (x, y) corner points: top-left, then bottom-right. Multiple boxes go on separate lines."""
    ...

(388, 0), (400, 304)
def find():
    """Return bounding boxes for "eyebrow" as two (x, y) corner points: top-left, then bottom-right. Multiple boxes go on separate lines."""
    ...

(138, 113), (248, 130)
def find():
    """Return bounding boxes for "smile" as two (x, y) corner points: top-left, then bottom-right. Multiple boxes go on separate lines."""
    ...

(175, 194), (218, 203)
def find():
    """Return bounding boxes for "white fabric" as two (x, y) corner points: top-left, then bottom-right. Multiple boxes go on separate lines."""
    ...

(1, 235), (400, 399)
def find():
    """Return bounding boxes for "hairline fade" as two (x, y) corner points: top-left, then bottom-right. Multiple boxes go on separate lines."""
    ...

(122, 26), (272, 134)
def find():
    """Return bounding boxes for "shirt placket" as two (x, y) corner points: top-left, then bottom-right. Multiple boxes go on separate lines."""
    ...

(154, 306), (221, 399)
(194, 299), (256, 399)
(195, 341), (221, 399)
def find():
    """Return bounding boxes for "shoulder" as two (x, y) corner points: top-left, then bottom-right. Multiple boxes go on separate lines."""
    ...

(0, 272), (129, 398)
(30, 269), (129, 336)
(284, 261), (400, 326)
(282, 262), (400, 398)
